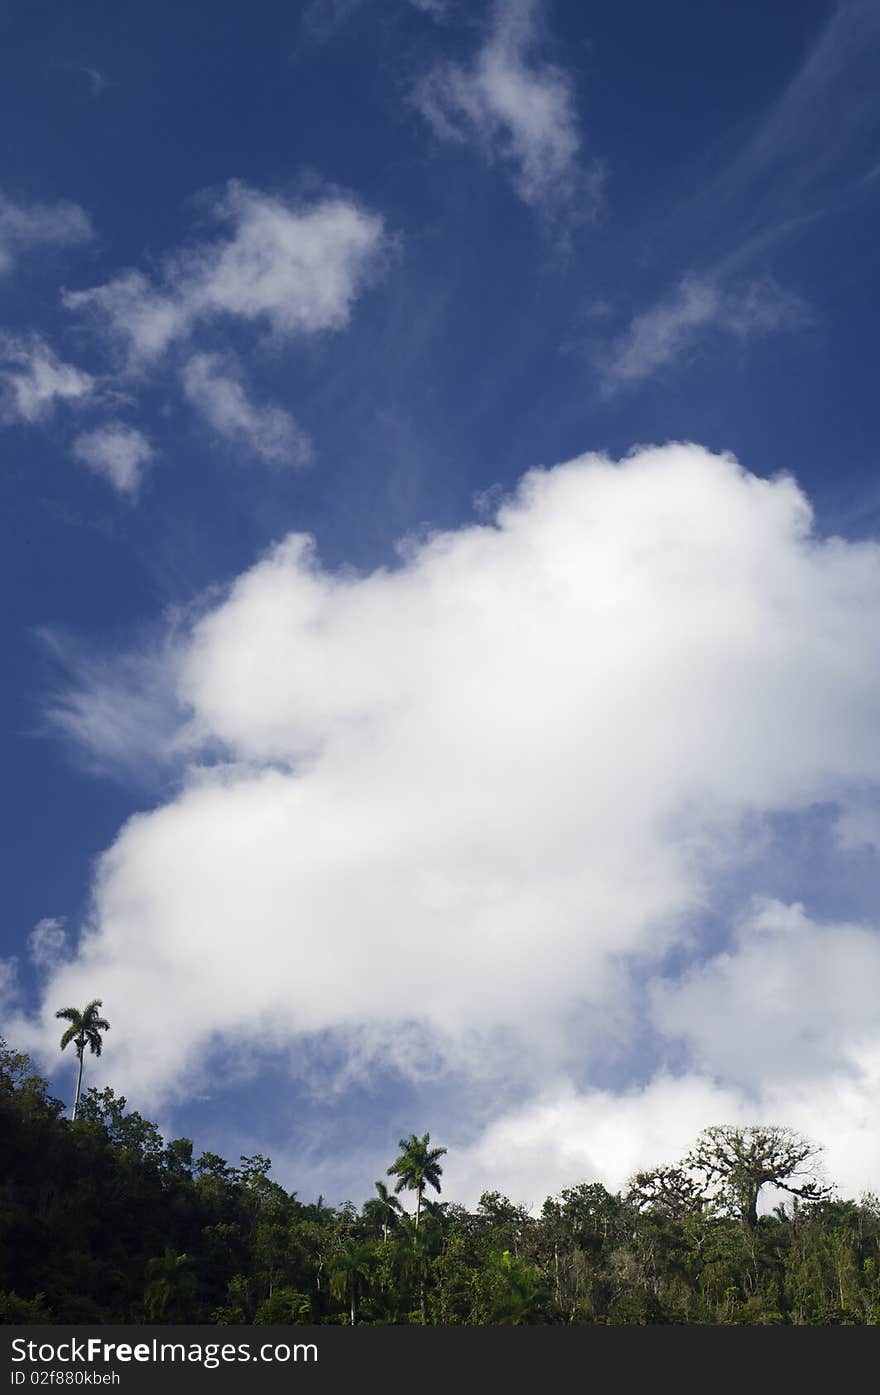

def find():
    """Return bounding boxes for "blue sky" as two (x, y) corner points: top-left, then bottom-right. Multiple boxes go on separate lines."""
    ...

(4, 0), (880, 1207)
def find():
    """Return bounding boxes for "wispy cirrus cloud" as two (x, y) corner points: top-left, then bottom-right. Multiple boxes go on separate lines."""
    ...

(181, 353), (312, 467)
(300, 0), (448, 45)
(603, 1), (880, 392)
(645, 1), (880, 271)
(71, 422), (154, 496)
(601, 274), (806, 393)
(63, 182), (386, 367)
(300, 0), (369, 43)
(0, 333), (93, 423)
(0, 189), (92, 275)
(713, 0), (880, 244)
(40, 625), (189, 785)
(414, 0), (601, 224)
(50, 61), (109, 98)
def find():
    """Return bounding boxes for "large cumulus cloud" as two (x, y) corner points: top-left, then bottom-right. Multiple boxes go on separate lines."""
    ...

(18, 442), (880, 1198)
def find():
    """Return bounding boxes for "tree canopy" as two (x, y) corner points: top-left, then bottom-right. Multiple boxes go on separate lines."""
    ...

(2, 1035), (879, 1326)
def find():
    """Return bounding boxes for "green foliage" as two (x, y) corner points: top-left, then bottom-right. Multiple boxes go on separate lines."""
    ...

(3, 1033), (880, 1325)
(472, 1249), (547, 1324)
(55, 1001), (110, 1058)
(0, 1290), (53, 1322)
(144, 1248), (197, 1322)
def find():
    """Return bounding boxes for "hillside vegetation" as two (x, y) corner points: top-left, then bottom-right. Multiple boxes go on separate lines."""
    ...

(2, 1038), (879, 1325)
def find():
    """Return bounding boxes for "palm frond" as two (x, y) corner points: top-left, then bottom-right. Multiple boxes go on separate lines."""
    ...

(58, 1024), (81, 1051)
(55, 1000), (109, 1058)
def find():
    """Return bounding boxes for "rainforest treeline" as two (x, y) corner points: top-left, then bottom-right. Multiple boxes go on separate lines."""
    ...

(3, 1037), (880, 1325)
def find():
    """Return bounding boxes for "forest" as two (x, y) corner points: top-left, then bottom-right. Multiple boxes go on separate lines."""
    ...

(2, 1033), (880, 1326)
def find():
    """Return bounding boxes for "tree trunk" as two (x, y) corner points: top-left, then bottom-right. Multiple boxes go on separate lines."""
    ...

(416, 1184), (425, 1322)
(743, 1186), (759, 1229)
(350, 1287), (356, 1327)
(72, 1045), (85, 1121)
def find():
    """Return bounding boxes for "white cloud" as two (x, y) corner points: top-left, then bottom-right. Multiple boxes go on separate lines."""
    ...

(0, 333), (93, 423)
(652, 899), (880, 1088)
(602, 274), (805, 391)
(447, 896), (880, 1205)
(443, 1076), (747, 1209)
(29, 918), (69, 972)
(0, 959), (21, 1022)
(16, 442), (880, 1203)
(443, 1061), (880, 1210)
(71, 422), (154, 496)
(414, 0), (600, 220)
(0, 190), (92, 275)
(182, 353), (312, 466)
(63, 183), (385, 365)
(65, 271), (184, 366)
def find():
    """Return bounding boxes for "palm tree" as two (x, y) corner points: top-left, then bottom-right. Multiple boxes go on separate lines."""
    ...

(387, 1131), (447, 1233)
(387, 1133), (447, 1321)
(394, 1211), (438, 1325)
(363, 1181), (404, 1244)
(144, 1248), (196, 1322)
(329, 1237), (374, 1326)
(55, 999), (110, 1120)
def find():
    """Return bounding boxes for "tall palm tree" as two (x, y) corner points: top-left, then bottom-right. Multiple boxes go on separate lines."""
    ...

(394, 1212), (437, 1325)
(144, 1248), (196, 1322)
(387, 1131), (446, 1233)
(55, 999), (110, 1120)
